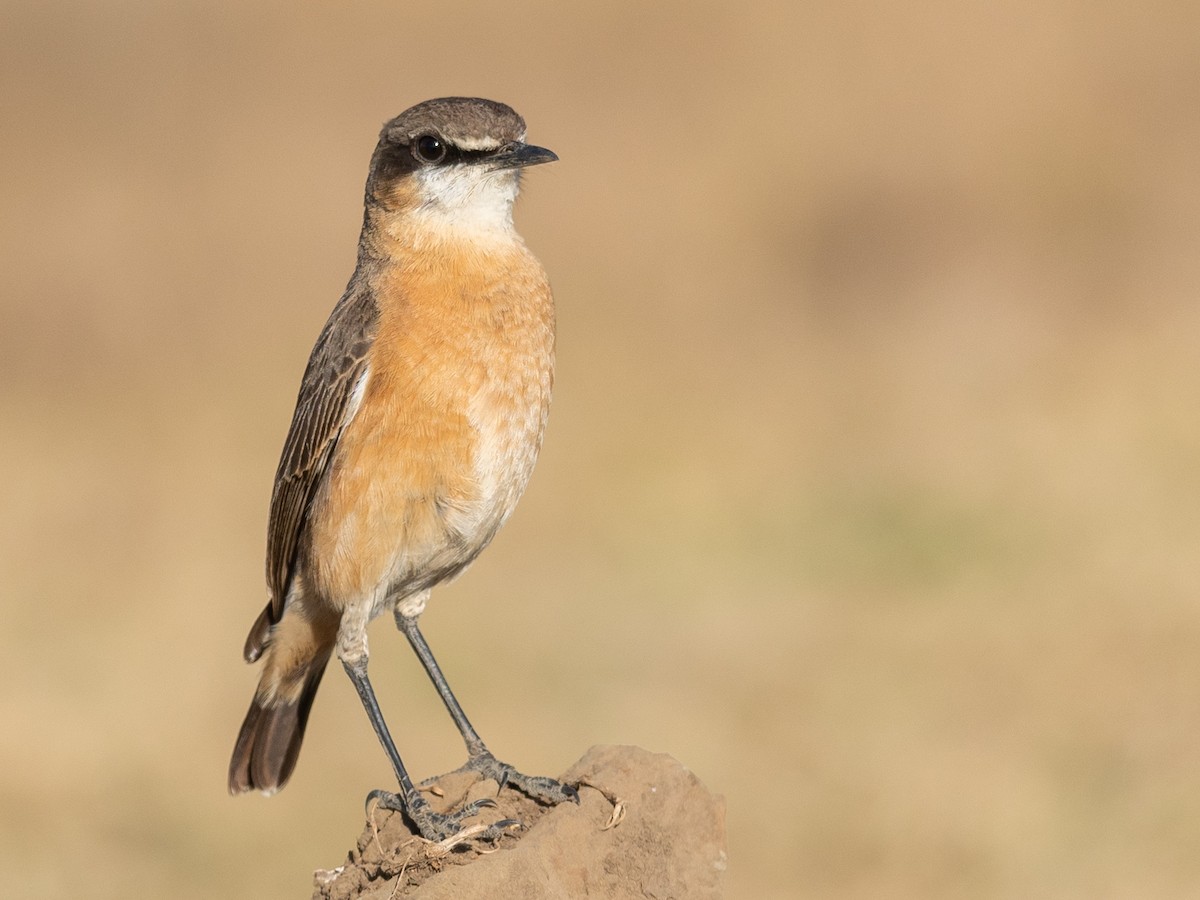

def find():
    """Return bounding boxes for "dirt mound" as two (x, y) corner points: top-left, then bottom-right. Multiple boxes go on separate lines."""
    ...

(313, 744), (726, 899)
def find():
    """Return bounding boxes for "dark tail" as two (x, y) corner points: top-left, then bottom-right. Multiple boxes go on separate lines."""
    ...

(228, 658), (328, 795)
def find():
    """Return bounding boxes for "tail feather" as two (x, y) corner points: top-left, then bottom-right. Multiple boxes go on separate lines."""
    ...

(228, 661), (327, 795)
(243, 602), (274, 663)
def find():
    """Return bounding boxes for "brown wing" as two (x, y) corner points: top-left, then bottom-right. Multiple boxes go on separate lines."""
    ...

(264, 282), (379, 621)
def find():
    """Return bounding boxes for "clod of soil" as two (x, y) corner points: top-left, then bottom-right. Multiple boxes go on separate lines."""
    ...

(313, 744), (727, 899)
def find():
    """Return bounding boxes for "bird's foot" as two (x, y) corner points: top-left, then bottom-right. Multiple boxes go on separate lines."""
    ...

(367, 788), (517, 843)
(459, 750), (580, 807)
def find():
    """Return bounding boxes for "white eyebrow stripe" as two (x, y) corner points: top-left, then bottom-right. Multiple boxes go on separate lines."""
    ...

(453, 136), (504, 151)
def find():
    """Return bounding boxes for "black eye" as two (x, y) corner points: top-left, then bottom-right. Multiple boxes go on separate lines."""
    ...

(414, 134), (447, 164)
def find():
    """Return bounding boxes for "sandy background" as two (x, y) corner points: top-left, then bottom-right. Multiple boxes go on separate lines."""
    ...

(3, 2), (1200, 898)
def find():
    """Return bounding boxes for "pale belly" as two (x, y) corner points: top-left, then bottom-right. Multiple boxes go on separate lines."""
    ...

(302, 368), (548, 615)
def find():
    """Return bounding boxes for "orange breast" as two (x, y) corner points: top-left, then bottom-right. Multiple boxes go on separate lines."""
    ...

(305, 238), (554, 608)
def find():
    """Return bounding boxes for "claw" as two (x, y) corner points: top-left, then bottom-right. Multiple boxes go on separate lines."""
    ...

(493, 767), (510, 792)
(365, 788), (405, 813)
(455, 797), (497, 818)
(362, 787), (504, 842)
(474, 817), (523, 843)
(462, 752), (578, 808)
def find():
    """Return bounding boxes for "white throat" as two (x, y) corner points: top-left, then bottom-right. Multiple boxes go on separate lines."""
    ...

(411, 165), (520, 238)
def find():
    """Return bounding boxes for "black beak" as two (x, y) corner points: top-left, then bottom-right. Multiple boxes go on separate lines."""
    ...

(490, 141), (558, 170)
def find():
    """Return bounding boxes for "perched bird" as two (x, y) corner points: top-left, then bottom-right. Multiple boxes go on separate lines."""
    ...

(228, 97), (576, 840)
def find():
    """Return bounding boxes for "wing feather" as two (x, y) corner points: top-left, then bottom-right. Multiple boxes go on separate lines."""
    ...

(264, 283), (379, 620)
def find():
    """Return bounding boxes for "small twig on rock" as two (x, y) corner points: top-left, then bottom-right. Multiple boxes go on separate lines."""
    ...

(366, 796), (387, 858)
(427, 823), (494, 856)
(575, 777), (627, 830)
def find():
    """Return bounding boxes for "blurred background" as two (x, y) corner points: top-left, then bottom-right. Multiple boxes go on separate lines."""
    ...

(2, 1), (1199, 897)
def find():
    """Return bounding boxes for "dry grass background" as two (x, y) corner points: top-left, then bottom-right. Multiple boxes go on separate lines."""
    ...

(2, 1), (1199, 897)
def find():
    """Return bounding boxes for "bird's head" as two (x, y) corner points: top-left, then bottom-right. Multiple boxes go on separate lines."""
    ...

(365, 97), (557, 239)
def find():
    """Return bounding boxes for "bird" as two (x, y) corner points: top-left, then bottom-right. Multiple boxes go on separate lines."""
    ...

(227, 97), (577, 841)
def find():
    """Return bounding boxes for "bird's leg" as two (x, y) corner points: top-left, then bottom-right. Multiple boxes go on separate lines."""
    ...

(394, 612), (579, 807)
(340, 658), (505, 841)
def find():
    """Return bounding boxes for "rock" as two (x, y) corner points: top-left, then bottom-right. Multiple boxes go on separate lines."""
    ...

(313, 745), (727, 899)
